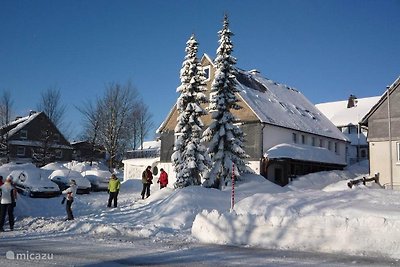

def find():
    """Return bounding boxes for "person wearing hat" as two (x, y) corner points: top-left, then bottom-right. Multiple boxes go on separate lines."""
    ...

(0, 175), (17, 231)
(107, 174), (120, 208)
(62, 179), (77, 221)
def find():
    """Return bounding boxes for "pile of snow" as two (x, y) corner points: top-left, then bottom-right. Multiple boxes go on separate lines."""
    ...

(5, 160), (400, 260)
(287, 160), (369, 191)
(65, 161), (109, 173)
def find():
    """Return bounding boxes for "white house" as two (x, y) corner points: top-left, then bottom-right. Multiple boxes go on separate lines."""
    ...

(156, 54), (349, 186)
(316, 95), (381, 165)
(122, 140), (160, 181)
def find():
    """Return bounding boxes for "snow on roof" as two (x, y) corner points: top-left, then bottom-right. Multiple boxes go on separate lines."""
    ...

(8, 140), (72, 149)
(122, 157), (160, 166)
(1, 112), (42, 138)
(236, 70), (348, 141)
(316, 96), (381, 126)
(139, 140), (160, 150)
(265, 143), (346, 165)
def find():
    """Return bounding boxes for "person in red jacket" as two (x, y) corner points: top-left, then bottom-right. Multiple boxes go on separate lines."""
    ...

(157, 168), (168, 189)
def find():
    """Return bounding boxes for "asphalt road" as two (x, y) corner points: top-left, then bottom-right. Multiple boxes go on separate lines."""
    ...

(0, 233), (398, 267)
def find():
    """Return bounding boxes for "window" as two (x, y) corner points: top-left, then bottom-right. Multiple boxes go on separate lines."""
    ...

(55, 150), (63, 159)
(348, 125), (358, 134)
(361, 149), (367, 158)
(17, 147), (25, 156)
(292, 133), (297, 143)
(397, 142), (400, 162)
(335, 142), (339, 154)
(301, 135), (306, 144)
(319, 139), (324, 147)
(203, 65), (211, 81)
(312, 137), (316, 146)
(328, 141), (332, 151)
(20, 130), (28, 139)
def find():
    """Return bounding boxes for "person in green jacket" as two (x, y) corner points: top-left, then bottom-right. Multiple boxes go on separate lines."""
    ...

(107, 174), (120, 208)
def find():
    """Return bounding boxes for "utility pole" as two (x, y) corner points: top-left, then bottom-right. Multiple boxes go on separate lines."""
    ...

(387, 86), (393, 189)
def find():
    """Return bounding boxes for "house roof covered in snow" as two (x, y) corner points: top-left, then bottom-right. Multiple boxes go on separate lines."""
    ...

(265, 143), (346, 165)
(235, 69), (348, 141)
(315, 96), (381, 127)
(361, 75), (400, 125)
(158, 54), (348, 142)
(0, 111), (42, 138)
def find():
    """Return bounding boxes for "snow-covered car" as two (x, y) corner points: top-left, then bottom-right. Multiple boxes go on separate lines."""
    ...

(8, 169), (61, 198)
(47, 169), (92, 194)
(81, 170), (112, 191)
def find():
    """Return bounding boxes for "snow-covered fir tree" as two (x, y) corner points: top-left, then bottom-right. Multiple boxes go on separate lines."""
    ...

(172, 34), (210, 188)
(202, 15), (248, 189)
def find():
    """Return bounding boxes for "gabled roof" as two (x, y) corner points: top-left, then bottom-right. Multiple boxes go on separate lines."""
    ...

(0, 111), (71, 148)
(0, 112), (42, 138)
(236, 70), (348, 141)
(158, 54), (348, 142)
(316, 96), (381, 127)
(361, 75), (400, 125)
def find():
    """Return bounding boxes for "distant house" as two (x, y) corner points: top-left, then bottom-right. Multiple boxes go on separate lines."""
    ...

(122, 140), (160, 181)
(0, 111), (72, 165)
(361, 76), (400, 189)
(316, 95), (381, 165)
(156, 54), (349, 186)
(71, 141), (106, 162)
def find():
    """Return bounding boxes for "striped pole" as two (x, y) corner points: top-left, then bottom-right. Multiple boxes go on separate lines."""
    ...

(231, 163), (235, 212)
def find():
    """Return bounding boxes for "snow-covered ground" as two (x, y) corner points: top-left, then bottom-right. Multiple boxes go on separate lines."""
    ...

(2, 160), (400, 265)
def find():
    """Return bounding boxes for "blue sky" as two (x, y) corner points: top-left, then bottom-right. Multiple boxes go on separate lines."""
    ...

(1, 0), (399, 141)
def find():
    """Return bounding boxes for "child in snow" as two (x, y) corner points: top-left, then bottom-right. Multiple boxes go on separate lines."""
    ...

(157, 168), (168, 189)
(62, 179), (77, 221)
(0, 175), (18, 231)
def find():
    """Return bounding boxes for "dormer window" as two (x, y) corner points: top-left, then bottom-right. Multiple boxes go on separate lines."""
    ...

(203, 65), (211, 81)
(20, 130), (28, 139)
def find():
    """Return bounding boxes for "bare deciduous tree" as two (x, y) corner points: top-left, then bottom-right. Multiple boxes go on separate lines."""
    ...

(78, 82), (154, 168)
(98, 82), (139, 169)
(0, 90), (13, 125)
(76, 99), (103, 166)
(0, 90), (13, 162)
(37, 87), (67, 127)
(135, 102), (153, 150)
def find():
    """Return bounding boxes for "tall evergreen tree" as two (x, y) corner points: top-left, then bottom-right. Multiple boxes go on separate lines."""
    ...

(202, 15), (248, 189)
(172, 34), (210, 188)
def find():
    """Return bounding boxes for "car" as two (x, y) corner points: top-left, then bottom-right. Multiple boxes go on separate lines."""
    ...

(8, 169), (61, 198)
(47, 169), (92, 194)
(81, 170), (112, 191)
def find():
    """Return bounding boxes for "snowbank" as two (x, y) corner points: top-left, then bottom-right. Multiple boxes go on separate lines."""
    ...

(6, 160), (400, 261)
(192, 188), (400, 259)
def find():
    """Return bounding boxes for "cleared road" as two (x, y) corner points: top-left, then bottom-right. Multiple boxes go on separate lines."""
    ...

(0, 233), (398, 267)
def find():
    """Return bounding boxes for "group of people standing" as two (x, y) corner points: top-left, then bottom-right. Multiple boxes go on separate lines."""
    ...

(0, 166), (169, 229)
(141, 166), (168, 199)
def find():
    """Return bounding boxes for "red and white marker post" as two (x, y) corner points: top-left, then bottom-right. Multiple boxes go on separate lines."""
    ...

(230, 163), (235, 212)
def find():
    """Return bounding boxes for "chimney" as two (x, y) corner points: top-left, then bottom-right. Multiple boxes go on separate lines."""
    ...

(347, 94), (357, 108)
(15, 116), (22, 121)
(29, 110), (37, 116)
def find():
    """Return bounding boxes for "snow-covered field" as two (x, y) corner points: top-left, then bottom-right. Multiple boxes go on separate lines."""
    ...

(2, 160), (400, 264)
